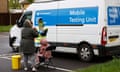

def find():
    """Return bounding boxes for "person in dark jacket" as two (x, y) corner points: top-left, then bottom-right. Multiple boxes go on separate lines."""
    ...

(20, 19), (38, 71)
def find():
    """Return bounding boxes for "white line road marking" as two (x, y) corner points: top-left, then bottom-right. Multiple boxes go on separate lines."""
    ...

(0, 53), (73, 72)
(0, 57), (11, 60)
(48, 66), (74, 72)
(0, 53), (20, 60)
(0, 35), (8, 38)
(0, 53), (20, 57)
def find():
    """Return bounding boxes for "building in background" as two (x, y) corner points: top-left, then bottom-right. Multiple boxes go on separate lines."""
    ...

(0, 0), (9, 25)
(0, 0), (58, 25)
(0, 0), (9, 13)
(19, 0), (58, 10)
(19, 0), (31, 10)
(0, 0), (22, 25)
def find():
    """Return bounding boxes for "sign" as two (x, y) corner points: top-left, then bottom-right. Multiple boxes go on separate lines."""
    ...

(34, 7), (98, 26)
(108, 6), (120, 25)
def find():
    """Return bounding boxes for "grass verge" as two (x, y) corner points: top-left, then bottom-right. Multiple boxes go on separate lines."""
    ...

(0, 25), (12, 32)
(75, 58), (120, 72)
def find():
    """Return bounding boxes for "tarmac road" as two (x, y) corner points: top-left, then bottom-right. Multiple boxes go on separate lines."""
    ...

(0, 32), (113, 72)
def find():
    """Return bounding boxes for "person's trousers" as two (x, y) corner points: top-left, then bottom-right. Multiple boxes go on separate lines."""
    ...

(23, 53), (36, 68)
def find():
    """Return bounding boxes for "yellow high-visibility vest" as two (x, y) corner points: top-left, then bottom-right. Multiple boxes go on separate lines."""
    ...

(34, 28), (48, 47)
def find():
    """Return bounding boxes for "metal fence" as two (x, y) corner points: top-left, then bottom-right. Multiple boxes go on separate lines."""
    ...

(0, 13), (22, 25)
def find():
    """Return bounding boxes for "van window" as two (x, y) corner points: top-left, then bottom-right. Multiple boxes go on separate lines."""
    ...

(18, 11), (32, 27)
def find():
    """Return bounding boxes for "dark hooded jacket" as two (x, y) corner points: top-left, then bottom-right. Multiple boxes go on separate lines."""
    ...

(20, 20), (38, 54)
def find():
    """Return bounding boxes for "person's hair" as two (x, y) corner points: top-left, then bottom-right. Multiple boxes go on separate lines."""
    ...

(40, 38), (48, 45)
(24, 19), (32, 27)
(39, 18), (43, 22)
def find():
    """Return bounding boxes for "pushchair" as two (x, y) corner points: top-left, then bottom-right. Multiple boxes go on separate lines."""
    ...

(35, 45), (56, 68)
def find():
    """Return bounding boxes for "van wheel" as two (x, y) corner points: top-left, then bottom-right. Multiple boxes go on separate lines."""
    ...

(78, 44), (93, 62)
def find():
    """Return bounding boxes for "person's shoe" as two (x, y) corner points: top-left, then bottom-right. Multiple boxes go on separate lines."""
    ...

(24, 67), (28, 71)
(32, 67), (37, 72)
(40, 62), (45, 65)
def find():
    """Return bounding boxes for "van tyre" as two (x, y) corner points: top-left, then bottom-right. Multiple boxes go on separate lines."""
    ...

(78, 44), (93, 62)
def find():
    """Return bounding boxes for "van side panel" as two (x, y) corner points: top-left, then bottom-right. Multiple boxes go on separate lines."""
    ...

(31, 2), (58, 42)
(57, 0), (104, 44)
(57, 7), (99, 43)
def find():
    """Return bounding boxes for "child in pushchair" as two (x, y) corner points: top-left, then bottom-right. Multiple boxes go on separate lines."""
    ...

(36, 39), (56, 66)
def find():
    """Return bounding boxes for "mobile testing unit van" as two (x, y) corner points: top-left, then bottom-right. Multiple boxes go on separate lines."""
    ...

(9, 0), (120, 62)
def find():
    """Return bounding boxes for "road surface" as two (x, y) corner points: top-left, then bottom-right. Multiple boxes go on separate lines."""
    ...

(0, 32), (112, 72)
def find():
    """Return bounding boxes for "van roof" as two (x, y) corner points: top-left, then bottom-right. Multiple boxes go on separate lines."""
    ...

(26, 0), (104, 11)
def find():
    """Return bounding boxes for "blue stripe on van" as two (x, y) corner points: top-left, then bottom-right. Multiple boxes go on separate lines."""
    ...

(34, 7), (98, 26)
(108, 6), (120, 25)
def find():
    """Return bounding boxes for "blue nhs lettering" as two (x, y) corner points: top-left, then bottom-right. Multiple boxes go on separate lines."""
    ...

(108, 6), (120, 25)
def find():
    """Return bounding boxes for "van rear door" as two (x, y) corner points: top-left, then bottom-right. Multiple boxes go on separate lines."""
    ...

(106, 0), (120, 47)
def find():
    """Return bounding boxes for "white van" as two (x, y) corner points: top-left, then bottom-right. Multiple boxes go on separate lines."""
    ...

(9, 0), (120, 61)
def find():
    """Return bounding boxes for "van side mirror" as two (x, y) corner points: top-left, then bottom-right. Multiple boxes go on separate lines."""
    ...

(16, 20), (22, 27)
(16, 20), (19, 24)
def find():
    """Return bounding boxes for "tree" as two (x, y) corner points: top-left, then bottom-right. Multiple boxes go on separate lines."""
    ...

(27, 0), (34, 3)
(9, 0), (21, 9)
